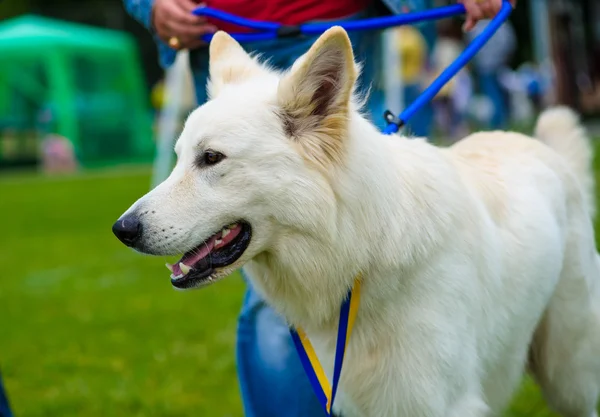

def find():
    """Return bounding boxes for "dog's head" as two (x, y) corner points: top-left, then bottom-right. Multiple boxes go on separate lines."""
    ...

(113, 27), (359, 290)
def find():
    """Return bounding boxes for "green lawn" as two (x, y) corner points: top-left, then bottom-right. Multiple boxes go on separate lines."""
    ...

(0, 164), (598, 416)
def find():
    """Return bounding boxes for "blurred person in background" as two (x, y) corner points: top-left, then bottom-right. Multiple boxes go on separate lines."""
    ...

(498, 62), (553, 126)
(466, 16), (516, 130)
(430, 19), (473, 140)
(124, 0), (514, 416)
(40, 134), (78, 174)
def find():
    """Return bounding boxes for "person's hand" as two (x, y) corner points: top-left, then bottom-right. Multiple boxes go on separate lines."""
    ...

(460, 0), (516, 31)
(152, 0), (217, 50)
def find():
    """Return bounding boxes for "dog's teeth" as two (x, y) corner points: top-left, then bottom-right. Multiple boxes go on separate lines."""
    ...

(172, 273), (184, 279)
(165, 263), (174, 272)
(215, 239), (223, 246)
(179, 263), (191, 275)
(222, 228), (231, 238)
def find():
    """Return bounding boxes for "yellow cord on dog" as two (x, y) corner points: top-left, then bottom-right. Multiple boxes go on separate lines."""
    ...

(290, 276), (362, 416)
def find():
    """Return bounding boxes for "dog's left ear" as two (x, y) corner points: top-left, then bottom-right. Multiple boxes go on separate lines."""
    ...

(277, 27), (358, 167)
(208, 31), (263, 98)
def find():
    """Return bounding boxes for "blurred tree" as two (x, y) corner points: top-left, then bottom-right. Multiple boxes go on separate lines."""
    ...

(0, 0), (162, 91)
(0, 0), (32, 20)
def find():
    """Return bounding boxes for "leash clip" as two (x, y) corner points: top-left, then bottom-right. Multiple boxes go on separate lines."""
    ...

(383, 110), (404, 129)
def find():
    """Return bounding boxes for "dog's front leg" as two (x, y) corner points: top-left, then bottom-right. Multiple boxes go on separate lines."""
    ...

(335, 316), (488, 416)
(336, 356), (488, 417)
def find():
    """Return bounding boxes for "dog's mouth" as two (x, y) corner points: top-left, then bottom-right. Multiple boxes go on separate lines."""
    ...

(167, 221), (252, 290)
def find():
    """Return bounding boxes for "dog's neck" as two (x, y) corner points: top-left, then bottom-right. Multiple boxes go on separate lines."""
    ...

(247, 113), (462, 332)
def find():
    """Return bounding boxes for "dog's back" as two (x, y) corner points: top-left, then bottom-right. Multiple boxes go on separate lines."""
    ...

(446, 108), (600, 416)
(446, 107), (594, 226)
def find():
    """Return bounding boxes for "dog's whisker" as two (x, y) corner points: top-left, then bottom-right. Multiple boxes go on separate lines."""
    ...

(200, 240), (213, 271)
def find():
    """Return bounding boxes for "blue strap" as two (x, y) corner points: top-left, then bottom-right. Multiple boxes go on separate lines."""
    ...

(289, 330), (331, 414)
(330, 289), (353, 410)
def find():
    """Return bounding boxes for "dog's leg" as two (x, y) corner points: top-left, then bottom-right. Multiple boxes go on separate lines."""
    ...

(528, 249), (600, 417)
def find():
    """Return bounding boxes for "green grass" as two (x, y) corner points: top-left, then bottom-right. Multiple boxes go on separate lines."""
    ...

(0, 163), (598, 417)
(0, 167), (245, 416)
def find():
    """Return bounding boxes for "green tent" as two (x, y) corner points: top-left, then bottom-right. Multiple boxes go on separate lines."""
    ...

(0, 15), (154, 167)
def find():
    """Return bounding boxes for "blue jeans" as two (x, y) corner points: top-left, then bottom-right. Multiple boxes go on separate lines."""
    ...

(0, 374), (13, 417)
(188, 24), (383, 417)
(477, 71), (509, 130)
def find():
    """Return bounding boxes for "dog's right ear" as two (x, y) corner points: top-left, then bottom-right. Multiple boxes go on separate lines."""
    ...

(277, 27), (358, 171)
(208, 31), (263, 98)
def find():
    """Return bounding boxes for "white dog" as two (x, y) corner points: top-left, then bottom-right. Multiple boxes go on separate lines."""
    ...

(113, 27), (600, 417)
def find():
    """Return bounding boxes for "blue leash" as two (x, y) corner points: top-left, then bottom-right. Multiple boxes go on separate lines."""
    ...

(196, 4), (468, 42)
(194, 1), (513, 135)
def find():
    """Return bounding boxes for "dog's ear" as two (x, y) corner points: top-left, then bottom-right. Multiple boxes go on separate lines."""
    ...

(277, 27), (358, 168)
(208, 31), (263, 98)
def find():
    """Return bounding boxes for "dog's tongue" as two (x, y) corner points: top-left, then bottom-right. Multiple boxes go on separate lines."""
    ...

(170, 235), (218, 276)
(167, 223), (243, 277)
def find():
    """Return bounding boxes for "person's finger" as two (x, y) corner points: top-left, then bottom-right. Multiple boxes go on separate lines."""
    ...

(192, 2), (208, 22)
(181, 0), (206, 12)
(480, 2), (496, 17)
(180, 0), (206, 22)
(159, 21), (215, 49)
(462, 16), (476, 32)
(167, 3), (205, 27)
(176, 23), (217, 38)
(154, 19), (172, 42)
(490, 0), (502, 14)
(471, 6), (484, 21)
(459, 0), (474, 14)
(173, 0), (208, 23)
(161, 19), (199, 38)
(461, 0), (485, 22)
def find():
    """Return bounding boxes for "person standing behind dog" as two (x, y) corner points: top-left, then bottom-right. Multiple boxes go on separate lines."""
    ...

(124, 1), (515, 416)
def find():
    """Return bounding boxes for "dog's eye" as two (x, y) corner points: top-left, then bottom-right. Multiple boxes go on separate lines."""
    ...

(201, 150), (225, 166)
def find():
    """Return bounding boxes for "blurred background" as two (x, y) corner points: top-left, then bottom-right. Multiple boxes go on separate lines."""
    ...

(0, 0), (599, 416)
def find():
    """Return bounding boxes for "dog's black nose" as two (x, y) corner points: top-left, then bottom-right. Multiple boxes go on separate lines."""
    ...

(112, 214), (142, 247)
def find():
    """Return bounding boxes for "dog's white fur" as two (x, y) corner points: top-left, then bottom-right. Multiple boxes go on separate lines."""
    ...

(121, 28), (600, 416)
